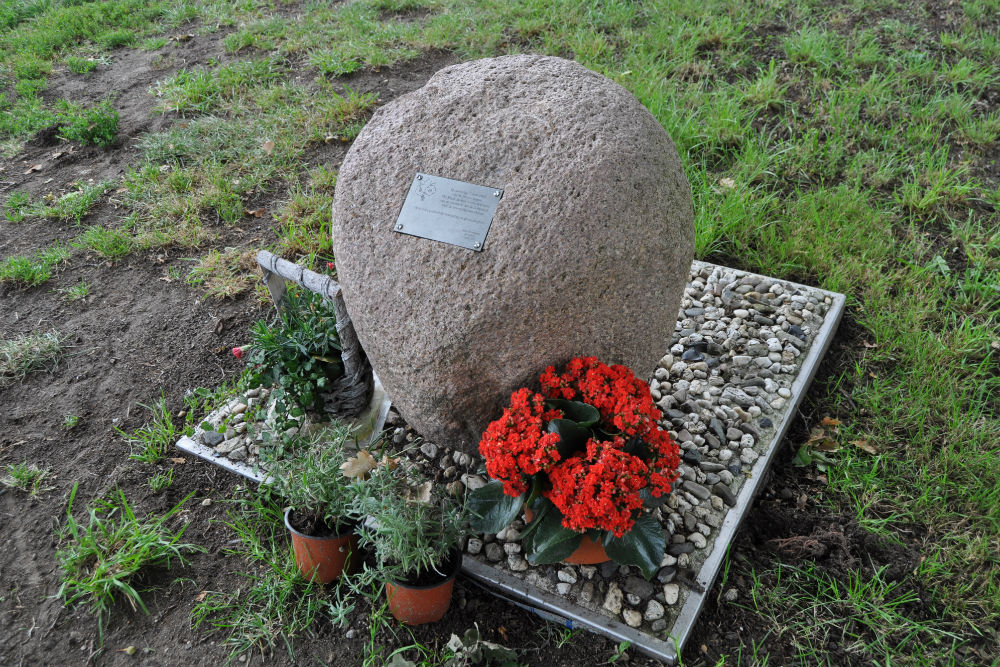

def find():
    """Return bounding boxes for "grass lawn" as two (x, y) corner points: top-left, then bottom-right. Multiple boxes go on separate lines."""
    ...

(1, 0), (997, 665)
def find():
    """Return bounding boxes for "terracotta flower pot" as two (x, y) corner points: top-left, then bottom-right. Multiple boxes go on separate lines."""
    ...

(384, 549), (461, 625)
(284, 508), (358, 584)
(524, 507), (610, 565)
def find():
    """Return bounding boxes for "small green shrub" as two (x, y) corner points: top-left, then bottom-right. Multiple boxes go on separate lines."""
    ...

(57, 101), (119, 147)
(241, 287), (343, 454)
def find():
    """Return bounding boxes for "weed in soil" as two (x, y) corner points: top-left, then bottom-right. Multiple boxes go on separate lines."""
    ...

(1, 462), (54, 497)
(0, 329), (62, 385)
(55, 483), (203, 640)
(0, 245), (69, 287)
(191, 494), (327, 659)
(118, 393), (186, 464)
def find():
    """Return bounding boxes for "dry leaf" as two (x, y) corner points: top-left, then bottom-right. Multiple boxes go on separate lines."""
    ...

(851, 439), (878, 455)
(862, 340), (878, 349)
(497, 626), (508, 641)
(23, 164), (42, 174)
(51, 150), (66, 159)
(819, 417), (841, 428)
(261, 140), (275, 155)
(341, 449), (377, 479)
(172, 33), (194, 42)
(719, 177), (736, 189)
(169, 457), (187, 464)
(244, 207), (266, 218)
(380, 455), (399, 471)
(195, 590), (208, 602)
(814, 438), (841, 452)
(807, 427), (840, 452)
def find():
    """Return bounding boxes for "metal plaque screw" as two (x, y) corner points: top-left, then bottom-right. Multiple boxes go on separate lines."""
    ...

(474, 242), (481, 249)
(396, 224), (403, 230)
(416, 174), (423, 180)
(493, 190), (501, 197)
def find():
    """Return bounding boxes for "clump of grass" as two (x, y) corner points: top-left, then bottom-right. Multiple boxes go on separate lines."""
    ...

(37, 181), (111, 224)
(118, 394), (181, 464)
(140, 36), (168, 51)
(97, 28), (135, 49)
(275, 166), (337, 257)
(56, 483), (202, 637)
(1, 462), (54, 497)
(58, 282), (91, 301)
(148, 469), (173, 493)
(191, 496), (327, 658)
(0, 330), (62, 386)
(3, 191), (31, 222)
(64, 55), (99, 75)
(0, 244), (69, 286)
(56, 101), (119, 147)
(72, 225), (134, 260)
(152, 58), (286, 115)
(186, 248), (258, 299)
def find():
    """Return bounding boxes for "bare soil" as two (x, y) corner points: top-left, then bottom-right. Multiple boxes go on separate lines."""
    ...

(0, 27), (939, 667)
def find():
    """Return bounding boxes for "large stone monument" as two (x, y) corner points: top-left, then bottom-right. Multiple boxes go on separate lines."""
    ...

(331, 55), (694, 453)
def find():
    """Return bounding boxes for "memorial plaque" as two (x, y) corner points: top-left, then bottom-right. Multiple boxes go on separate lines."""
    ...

(394, 173), (503, 251)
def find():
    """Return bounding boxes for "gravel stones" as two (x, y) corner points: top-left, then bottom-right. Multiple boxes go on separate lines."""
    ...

(202, 431), (224, 446)
(455, 262), (834, 644)
(603, 583), (624, 615)
(330, 54), (695, 453)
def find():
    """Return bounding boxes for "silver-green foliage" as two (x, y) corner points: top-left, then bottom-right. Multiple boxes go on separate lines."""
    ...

(356, 458), (465, 581)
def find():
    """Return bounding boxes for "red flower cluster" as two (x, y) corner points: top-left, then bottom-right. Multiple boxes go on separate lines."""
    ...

(480, 357), (681, 536)
(546, 438), (648, 537)
(479, 388), (563, 496)
(540, 356), (660, 436)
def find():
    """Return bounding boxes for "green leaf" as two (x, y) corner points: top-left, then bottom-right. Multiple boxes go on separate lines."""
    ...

(524, 504), (583, 565)
(547, 419), (591, 459)
(468, 480), (524, 534)
(791, 445), (812, 467)
(602, 513), (664, 580)
(545, 398), (600, 427)
(518, 495), (554, 547)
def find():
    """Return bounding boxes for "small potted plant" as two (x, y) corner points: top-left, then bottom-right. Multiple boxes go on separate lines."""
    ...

(354, 456), (466, 625)
(468, 356), (681, 580)
(262, 424), (366, 584)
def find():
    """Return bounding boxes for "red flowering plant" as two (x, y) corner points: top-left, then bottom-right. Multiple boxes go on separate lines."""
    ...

(468, 357), (681, 580)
